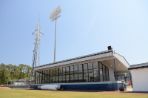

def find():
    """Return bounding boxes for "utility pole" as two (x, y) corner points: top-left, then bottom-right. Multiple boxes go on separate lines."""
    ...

(50, 6), (61, 63)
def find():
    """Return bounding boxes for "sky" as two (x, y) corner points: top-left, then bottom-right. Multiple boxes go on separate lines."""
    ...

(0, 0), (148, 66)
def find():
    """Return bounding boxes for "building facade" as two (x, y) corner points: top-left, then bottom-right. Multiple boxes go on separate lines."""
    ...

(129, 62), (148, 92)
(33, 48), (129, 90)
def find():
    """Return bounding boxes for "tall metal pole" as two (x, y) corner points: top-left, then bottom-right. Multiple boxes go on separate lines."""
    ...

(50, 6), (61, 63)
(54, 19), (57, 62)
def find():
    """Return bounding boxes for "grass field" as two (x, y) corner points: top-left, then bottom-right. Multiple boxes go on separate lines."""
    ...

(0, 87), (148, 98)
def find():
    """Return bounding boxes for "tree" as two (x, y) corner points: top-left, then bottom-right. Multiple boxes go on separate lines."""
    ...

(0, 63), (32, 84)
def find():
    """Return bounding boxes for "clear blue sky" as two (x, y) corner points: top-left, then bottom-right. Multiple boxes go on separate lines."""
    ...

(0, 0), (148, 66)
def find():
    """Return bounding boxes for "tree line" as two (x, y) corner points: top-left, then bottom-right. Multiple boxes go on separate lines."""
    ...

(0, 63), (32, 84)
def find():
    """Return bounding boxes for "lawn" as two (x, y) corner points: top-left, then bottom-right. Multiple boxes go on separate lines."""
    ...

(0, 87), (148, 98)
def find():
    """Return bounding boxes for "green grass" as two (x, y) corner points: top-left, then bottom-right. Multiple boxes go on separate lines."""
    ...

(0, 87), (148, 98)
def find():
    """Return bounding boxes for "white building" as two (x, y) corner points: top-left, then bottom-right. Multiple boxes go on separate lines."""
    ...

(129, 62), (148, 92)
(32, 46), (129, 91)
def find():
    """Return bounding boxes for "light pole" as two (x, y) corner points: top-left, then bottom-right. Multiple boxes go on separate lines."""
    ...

(50, 6), (61, 63)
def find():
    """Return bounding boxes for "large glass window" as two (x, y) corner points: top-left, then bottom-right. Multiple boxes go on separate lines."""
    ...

(37, 61), (109, 84)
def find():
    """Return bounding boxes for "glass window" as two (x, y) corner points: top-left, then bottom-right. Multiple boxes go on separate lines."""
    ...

(88, 63), (93, 70)
(84, 73), (89, 82)
(93, 63), (98, 69)
(70, 74), (73, 81)
(58, 67), (62, 75)
(74, 64), (78, 71)
(45, 70), (48, 83)
(52, 76), (55, 83)
(55, 76), (58, 83)
(66, 75), (69, 82)
(67, 66), (70, 74)
(74, 65), (79, 74)
(83, 63), (88, 71)
(37, 61), (110, 83)
(47, 70), (50, 83)
(49, 69), (52, 83)
(63, 67), (66, 74)
(70, 65), (74, 74)
(73, 73), (78, 81)
(62, 67), (66, 82)
(52, 68), (55, 76)
(94, 71), (99, 81)
(89, 72), (94, 82)
(78, 64), (82, 72)
(78, 73), (83, 80)
(58, 75), (61, 82)
(54, 68), (57, 76)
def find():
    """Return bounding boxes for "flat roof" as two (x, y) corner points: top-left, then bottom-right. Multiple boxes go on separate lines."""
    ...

(35, 50), (113, 69)
(129, 62), (148, 70)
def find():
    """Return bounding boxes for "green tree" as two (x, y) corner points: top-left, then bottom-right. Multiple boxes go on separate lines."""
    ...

(0, 63), (32, 84)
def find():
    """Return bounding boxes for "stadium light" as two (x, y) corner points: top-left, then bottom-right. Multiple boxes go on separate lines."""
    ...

(50, 6), (61, 63)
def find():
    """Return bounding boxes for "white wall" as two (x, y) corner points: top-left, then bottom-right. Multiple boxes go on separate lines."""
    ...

(131, 68), (148, 91)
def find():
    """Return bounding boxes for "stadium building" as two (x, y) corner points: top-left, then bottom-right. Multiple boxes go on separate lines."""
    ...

(33, 46), (129, 91)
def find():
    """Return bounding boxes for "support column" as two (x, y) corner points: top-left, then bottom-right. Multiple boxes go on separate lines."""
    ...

(109, 59), (116, 81)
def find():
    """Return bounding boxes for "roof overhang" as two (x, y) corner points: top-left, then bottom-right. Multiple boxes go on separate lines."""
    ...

(113, 52), (129, 72)
(35, 50), (129, 71)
